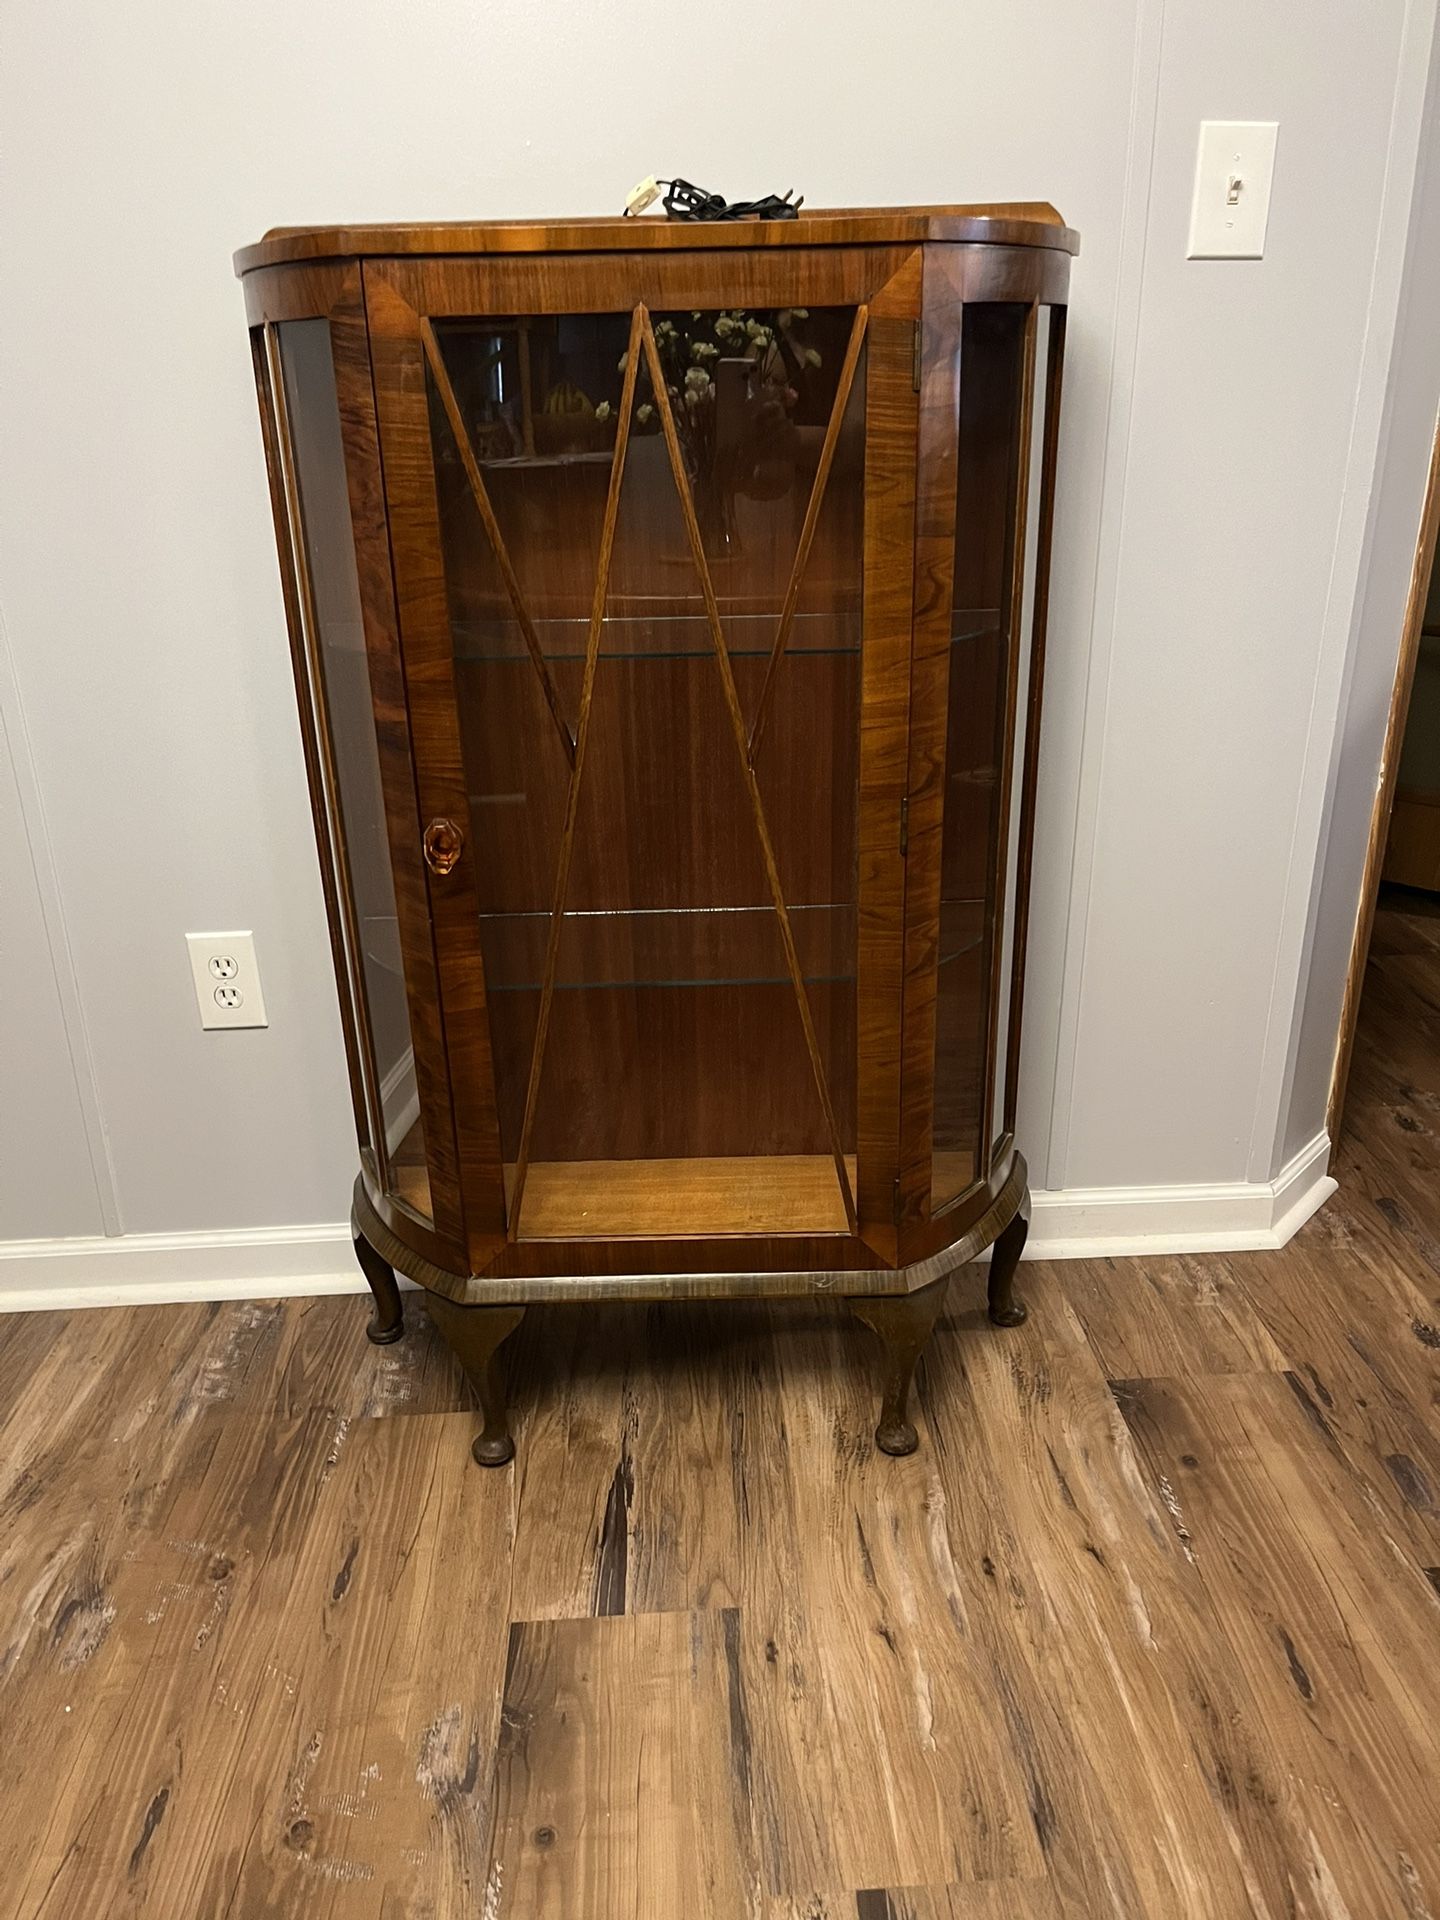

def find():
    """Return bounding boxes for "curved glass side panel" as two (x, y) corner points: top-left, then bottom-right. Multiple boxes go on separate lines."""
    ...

(276, 319), (432, 1223)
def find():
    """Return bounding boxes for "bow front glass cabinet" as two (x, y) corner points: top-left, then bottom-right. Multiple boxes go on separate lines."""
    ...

(236, 205), (1076, 1463)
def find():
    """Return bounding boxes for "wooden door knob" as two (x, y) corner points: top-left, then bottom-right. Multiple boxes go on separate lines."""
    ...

(423, 816), (464, 875)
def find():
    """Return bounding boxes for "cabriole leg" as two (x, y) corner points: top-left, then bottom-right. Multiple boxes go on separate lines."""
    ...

(850, 1273), (951, 1457)
(353, 1226), (404, 1345)
(987, 1201), (1030, 1328)
(428, 1294), (527, 1467)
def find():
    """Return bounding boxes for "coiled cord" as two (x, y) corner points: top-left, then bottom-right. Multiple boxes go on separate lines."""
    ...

(657, 178), (803, 223)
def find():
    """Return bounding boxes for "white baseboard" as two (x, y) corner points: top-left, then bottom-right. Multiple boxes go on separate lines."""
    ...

(0, 1222), (366, 1314)
(0, 1134), (1336, 1314)
(1025, 1130), (1336, 1259)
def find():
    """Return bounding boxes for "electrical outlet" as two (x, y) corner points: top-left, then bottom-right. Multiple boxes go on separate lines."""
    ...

(186, 931), (268, 1030)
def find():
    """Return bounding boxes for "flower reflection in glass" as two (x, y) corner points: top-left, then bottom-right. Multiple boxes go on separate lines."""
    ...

(618, 307), (824, 553)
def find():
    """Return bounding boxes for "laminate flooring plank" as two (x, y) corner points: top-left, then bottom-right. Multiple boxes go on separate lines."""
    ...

(853, 1883), (1067, 1919)
(1114, 1371), (1440, 1916)
(8, 1391), (346, 1917)
(486, 1608), (756, 1918)
(921, 1297), (1290, 1920)
(762, 1886), (1064, 1920)
(501, 1303), (641, 1624)
(190, 1408), (515, 1919)
(599, 1300), (759, 1618)
(1051, 1252), (1289, 1380)
(2, 896), (1440, 1915)
(1228, 1232), (1440, 1570)
(732, 1305), (1044, 1901)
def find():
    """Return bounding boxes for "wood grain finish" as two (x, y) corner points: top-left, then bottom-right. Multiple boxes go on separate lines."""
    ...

(372, 249), (920, 325)
(897, 251), (969, 1238)
(326, 281), (469, 1260)
(249, 263), (467, 1267)
(504, 1153), (857, 1240)
(367, 269), (512, 1268)
(247, 224), (1077, 1421)
(235, 205), (1080, 275)
(355, 1151), (1025, 1297)
(854, 251), (923, 1260)
(4, 893), (1437, 1915)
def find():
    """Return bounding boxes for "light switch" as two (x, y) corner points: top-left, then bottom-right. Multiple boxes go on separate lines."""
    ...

(1186, 121), (1278, 259)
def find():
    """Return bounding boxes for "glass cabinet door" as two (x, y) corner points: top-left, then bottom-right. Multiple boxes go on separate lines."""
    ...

(417, 301), (870, 1241)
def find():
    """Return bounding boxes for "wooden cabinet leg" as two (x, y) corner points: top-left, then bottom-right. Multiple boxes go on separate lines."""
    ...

(428, 1294), (527, 1467)
(353, 1227), (404, 1346)
(850, 1273), (950, 1457)
(987, 1201), (1030, 1328)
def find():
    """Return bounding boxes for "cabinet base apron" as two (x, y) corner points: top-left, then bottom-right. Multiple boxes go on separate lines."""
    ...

(350, 1155), (1031, 1465)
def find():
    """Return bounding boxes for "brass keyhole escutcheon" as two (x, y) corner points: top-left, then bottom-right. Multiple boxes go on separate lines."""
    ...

(423, 816), (463, 876)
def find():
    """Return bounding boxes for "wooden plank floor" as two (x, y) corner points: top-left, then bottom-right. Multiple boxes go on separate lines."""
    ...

(3, 890), (1439, 1917)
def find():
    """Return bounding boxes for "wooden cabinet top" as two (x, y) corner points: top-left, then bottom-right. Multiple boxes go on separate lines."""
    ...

(233, 203), (1079, 275)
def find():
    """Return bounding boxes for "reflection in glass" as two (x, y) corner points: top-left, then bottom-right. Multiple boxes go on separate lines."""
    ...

(426, 308), (865, 1239)
(931, 305), (1029, 1213)
(278, 320), (432, 1221)
(988, 314), (1051, 1156)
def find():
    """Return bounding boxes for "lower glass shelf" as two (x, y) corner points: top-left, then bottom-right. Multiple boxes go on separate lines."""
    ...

(505, 1153), (858, 1241)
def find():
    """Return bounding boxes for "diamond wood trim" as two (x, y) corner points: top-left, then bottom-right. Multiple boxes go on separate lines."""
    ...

(640, 310), (859, 1236)
(506, 305), (647, 1234)
(419, 317), (577, 769)
(747, 304), (870, 762)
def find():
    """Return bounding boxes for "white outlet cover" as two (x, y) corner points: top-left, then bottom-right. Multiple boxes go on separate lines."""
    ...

(186, 930), (269, 1030)
(1187, 120), (1278, 259)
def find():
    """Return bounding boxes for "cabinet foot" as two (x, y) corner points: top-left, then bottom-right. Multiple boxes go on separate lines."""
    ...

(850, 1273), (950, 1456)
(353, 1228), (405, 1345)
(987, 1202), (1030, 1328)
(428, 1294), (526, 1467)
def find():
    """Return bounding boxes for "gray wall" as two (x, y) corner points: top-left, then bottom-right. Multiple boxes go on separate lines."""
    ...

(1280, 28), (1440, 1166)
(0, 0), (1434, 1248)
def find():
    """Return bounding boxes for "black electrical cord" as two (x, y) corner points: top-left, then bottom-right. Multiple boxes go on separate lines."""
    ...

(657, 178), (803, 222)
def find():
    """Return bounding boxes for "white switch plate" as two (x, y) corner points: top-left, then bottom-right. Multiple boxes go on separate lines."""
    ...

(186, 930), (269, 1030)
(1187, 120), (1278, 258)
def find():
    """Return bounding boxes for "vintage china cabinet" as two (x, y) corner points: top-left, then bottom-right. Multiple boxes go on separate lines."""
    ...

(236, 205), (1076, 1464)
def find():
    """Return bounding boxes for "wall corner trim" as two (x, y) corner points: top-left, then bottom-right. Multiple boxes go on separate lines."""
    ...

(1024, 1130), (1335, 1260)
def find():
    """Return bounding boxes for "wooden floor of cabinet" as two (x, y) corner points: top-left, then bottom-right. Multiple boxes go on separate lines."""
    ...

(503, 1153), (859, 1239)
(2, 893), (1439, 1916)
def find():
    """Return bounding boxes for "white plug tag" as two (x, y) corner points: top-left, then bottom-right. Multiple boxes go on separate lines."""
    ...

(624, 175), (661, 216)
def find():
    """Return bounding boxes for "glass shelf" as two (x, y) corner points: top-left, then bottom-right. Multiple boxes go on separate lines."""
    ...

(451, 609), (1000, 664)
(478, 902), (857, 993)
(454, 607), (859, 663)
